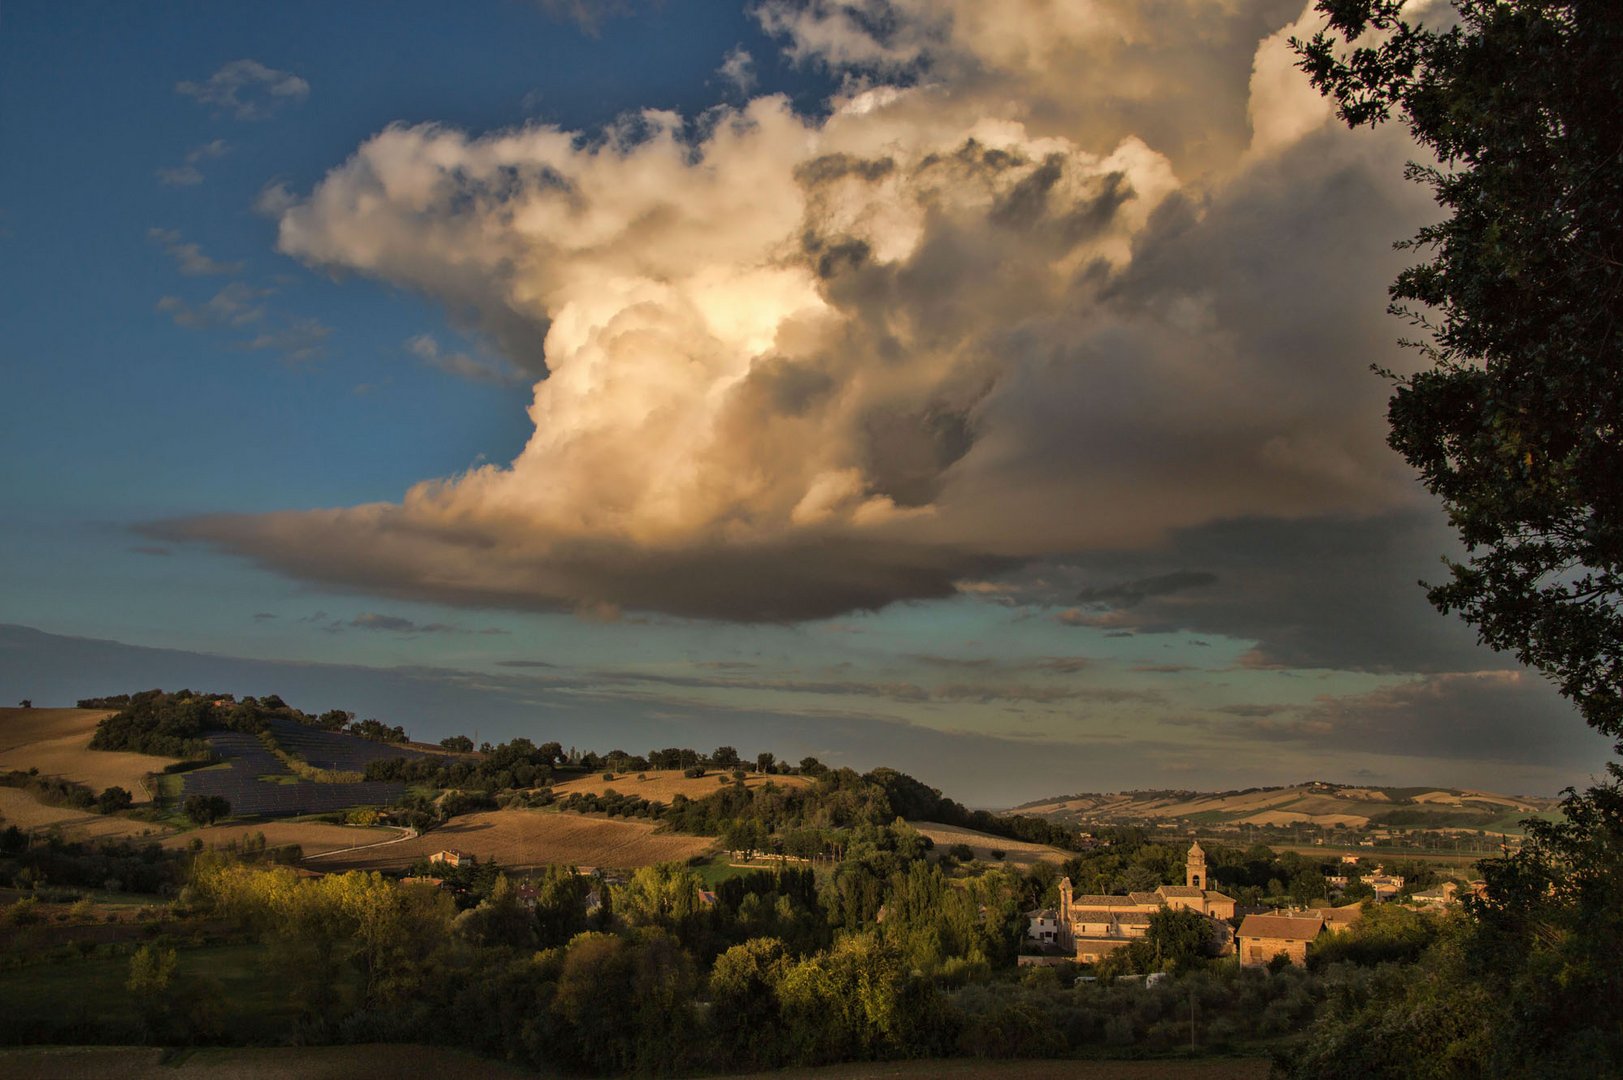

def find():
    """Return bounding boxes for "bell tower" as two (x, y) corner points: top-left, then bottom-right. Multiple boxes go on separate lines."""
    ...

(1059, 876), (1074, 923)
(1186, 842), (1207, 890)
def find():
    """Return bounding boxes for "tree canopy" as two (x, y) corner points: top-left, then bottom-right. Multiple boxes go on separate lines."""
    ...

(1288, 2), (1623, 1072)
(1297, 0), (1623, 740)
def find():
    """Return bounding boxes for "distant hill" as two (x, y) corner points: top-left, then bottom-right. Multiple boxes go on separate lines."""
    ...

(1008, 781), (1561, 834)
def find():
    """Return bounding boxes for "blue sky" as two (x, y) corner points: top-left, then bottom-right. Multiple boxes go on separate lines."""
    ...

(1, 1), (1610, 806)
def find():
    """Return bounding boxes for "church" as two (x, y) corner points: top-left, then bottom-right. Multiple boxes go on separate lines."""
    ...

(1027, 842), (1237, 963)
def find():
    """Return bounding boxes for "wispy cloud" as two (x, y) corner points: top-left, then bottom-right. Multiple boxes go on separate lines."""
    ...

(406, 334), (521, 385)
(242, 317), (332, 363)
(533, 0), (637, 34)
(717, 46), (756, 94)
(155, 139), (230, 187)
(176, 59), (308, 120)
(347, 612), (509, 636)
(156, 282), (269, 328)
(148, 228), (242, 276)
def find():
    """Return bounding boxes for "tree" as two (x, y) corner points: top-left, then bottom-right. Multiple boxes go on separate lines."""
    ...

(757, 751), (776, 774)
(1286, 2), (1623, 1072)
(1296, 0), (1623, 740)
(18, 699), (31, 709)
(95, 786), (133, 814)
(711, 745), (741, 768)
(1132, 907), (1223, 974)
(183, 794), (230, 826)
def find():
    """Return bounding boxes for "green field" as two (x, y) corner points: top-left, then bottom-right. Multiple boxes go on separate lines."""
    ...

(0, 942), (323, 1044)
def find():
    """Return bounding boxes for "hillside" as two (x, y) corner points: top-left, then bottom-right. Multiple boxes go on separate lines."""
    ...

(551, 768), (813, 804)
(319, 808), (717, 872)
(0, 707), (180, 802)
(1009, 781), (1558, 834)
(912, 822), (1070, 867)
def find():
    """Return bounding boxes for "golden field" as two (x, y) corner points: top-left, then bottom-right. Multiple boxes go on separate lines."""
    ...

(913, 822), (1071, 867)
(0, 786), (173, 842)
(322, 808), (716, 871)
(551, 767), (812, 804)
(160, 821), (402, 857)
(0, 707), (180, 802)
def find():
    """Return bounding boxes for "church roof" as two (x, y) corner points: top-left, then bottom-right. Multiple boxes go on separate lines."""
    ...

(1071, 908), (1152, 924)
(1073, 894), (1146, 908)
(1188, 841), (1205, 856)
(1157, 885), (1206, 898)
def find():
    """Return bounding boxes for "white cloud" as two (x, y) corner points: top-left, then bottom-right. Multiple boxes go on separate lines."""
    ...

(717, 46), (757, 94)
(165, 0), (1436, 622)
(176, 59), (309, 120)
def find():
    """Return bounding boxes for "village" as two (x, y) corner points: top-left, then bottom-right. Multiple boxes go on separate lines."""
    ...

(1021, 841), (1479, 972)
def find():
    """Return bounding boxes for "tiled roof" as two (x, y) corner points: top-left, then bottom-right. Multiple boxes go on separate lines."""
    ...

(1157, 886), (1205, 898)
(1239, 914), (1325, 941)
(1302, 904), (1363, 926)
(1128, 891), (1163, 906)
(1074, 894), (1145, 908)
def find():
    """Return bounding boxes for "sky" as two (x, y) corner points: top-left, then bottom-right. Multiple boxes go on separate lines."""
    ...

(0, 0), (1611, 807)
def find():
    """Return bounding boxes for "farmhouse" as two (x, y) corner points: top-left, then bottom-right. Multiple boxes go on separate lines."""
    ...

(1027, 842), (1237, 963)
(1238, 912), (1326, 967)
(1411, 881), (1459, 907)
(429, 849), (475, 868)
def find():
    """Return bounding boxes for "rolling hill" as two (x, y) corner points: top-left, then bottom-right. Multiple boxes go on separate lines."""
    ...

(1008, 781), (1559, 834)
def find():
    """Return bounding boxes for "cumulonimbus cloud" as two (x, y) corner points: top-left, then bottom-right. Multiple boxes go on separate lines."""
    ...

(159, 1), (1435, 622)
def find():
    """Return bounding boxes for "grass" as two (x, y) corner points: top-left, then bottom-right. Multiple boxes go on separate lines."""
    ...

(0, 1044), (545, 1078)
(728, 1059), (1273, 1079)
(0, 942), (308, 1043)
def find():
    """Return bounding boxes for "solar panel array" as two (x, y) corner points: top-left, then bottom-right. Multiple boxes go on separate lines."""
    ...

(179, 728), (412, 818)
(265, 717), (433, 772)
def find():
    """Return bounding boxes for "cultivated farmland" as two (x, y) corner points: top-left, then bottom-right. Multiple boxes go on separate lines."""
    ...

(160, 821), (401, 857)
(321, 809), (716, 871)
(552, 768), (813, 804)
(0, 787), (173, 842)
(0, 707), (179, 800)
(913, 821), (1071, 867)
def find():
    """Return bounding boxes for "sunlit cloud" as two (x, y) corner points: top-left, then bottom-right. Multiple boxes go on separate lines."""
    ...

(160, 1), (1433, 624)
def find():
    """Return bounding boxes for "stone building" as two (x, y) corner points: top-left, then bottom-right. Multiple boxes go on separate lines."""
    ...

(1027, 842), (1236, 963)
(1237, 912), (1326, 967)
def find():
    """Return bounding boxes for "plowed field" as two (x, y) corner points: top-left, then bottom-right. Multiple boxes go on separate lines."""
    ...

(914, 822), (1070, 867)
(322, 809), (715, 871)
(0, 708), (179, 801)
(160, 821), (400, 857)
(0, 787), (173, 842)
(552, 768), (812, 804)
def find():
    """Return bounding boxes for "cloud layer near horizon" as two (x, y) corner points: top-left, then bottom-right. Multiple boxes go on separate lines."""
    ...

(162, 0), (1436, 622)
